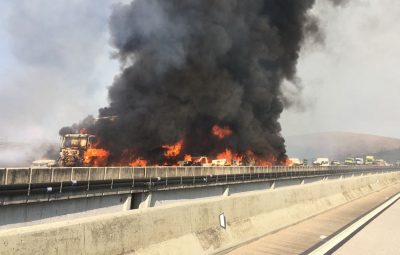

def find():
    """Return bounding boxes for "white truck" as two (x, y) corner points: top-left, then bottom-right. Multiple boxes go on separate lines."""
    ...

(313, 158), (330, 166)
(289, 158), (303, 166)
(365, 156), (374, 165)
(31, 159), (57, 167)
(355, 157), (364, 165)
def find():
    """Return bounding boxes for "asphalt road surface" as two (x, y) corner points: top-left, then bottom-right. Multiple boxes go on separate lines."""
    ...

(333, 197), (400, 255)
(225, 184), (400, 255)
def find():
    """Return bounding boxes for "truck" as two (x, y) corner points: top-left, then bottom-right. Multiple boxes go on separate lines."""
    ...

(58, 133), (107, 167)
(313, 158), (330, 166)
(355, 157), (364, 165)
(365, 156), (375, 165)
(179, 156), (212, 167)
(344, 157), (356, 165)
(373, 159), (387, 166)
(289, 158), (303, 166)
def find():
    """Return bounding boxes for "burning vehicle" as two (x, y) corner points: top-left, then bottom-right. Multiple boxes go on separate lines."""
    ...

(58, 133), (109, 167)
(57, 129), (269, 167)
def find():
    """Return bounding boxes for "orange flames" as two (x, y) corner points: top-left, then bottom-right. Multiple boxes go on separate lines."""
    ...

(211, 125), (232, 139)
(233, 154), (243, 162)
(285, 158), (293, 166)
(162, 139), (183, 157)
(243, 150), (274, 166)
(81, 129), (284, 167)
(129, 158), (148, 167)
(83, 135), (109, 166)
(87, 143), (279, 167)
(256, 160), (273, 167)
(215, 149), (244, 165)
(84, 148), (110, 166)
(117, 149), (148, 167)
(217, 149), (233, 162)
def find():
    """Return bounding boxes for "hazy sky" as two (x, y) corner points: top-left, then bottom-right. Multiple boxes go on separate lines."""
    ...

(281, 0), (400, 138)
(0, 0), (399, 143)
(0, 0), (125, 142)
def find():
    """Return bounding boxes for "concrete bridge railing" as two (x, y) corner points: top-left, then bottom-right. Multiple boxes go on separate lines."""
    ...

(0, 165), (394, 185)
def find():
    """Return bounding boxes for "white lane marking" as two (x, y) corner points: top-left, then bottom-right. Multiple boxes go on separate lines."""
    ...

(308, 193), (400, 255)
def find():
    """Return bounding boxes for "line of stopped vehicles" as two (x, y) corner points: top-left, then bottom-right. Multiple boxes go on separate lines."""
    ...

(30, 133), (398, 168)
(289, 156), (394, 167)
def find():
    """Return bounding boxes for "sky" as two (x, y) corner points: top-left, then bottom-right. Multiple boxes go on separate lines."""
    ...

(0, 0), (399, 145)
(281, 0), (400, 138)
(0, 0), (127, 143)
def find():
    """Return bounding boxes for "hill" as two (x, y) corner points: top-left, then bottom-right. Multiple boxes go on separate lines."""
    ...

(285, 132), (400, 162)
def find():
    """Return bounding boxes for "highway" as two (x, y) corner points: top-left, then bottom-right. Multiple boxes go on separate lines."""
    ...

(225, 183), (400, 255)
(333, 195), (400, 254)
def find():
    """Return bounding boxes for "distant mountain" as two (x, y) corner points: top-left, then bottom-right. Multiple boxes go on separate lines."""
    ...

(285, 132), (400, 162)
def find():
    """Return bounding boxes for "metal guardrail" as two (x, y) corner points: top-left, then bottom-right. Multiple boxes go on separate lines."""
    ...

(0, 165), (397, 199)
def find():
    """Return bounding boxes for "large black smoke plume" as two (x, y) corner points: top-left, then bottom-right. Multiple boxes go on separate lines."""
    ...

(64, 0), (320, 164)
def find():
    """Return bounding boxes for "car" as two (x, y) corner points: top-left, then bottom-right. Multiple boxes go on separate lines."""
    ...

(31, 159), (57, 167)
(331, 160), (341, 166)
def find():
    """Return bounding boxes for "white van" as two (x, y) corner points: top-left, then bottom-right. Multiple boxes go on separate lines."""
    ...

(355, 157), (364, 165)
(31, 159), (57, 167)
(313, 158), (330, 166)
(289, 158), (303, 166)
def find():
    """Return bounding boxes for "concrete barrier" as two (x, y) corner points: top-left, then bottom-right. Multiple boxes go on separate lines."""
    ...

(1, 165), (392, 185)
(0, 195), (131, 227)
(0, 171), (399, 255)
(0, 168), (5, 184)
